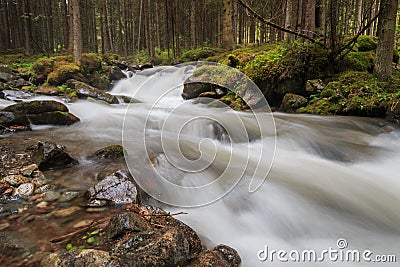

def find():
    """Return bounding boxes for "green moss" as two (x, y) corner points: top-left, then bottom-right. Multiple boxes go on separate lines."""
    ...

(341, 51), (375, 72)
(47, 63), (80, 86)
(179, 48), (217, 62)
(31, 57), (55, 77)
(297, 98), (340, 115)
(81, 53), (102, 74)
(355, 35), (378, 52)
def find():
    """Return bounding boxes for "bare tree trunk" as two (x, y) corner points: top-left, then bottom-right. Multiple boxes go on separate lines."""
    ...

(21, 0), (31, 54)
(61, 0), (69, 49)
(304, 0), (316, 38)
(71, 0), (82, 64)
(374, 0), (398, 81)
(190, 1), (196, 47)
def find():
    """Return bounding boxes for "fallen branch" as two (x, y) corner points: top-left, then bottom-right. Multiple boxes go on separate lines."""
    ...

(50, 216), (111, 243)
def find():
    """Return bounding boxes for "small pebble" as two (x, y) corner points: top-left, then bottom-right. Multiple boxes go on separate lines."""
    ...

(0, 175), (28, 187)
(36, 201), (48, 208)
(58, 191), (79, 202)
(73, 219), (93, 228)
(0, 222), (10, 230)
(15, 183), (35, 197)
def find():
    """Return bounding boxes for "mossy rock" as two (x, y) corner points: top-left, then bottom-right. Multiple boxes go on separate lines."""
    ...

(69, 80), (118, 104)
(3, 100), (69, 114)
(280, 93), (308, 112)
(355, 35), (378, 52)
(341, 51), (375, 72)
(81, 53), (103, 74)
(27, 111), (80, 126)
(47, 63), (80, 86)
(297, 98), (340, 115)
(31, 57), (55, 77)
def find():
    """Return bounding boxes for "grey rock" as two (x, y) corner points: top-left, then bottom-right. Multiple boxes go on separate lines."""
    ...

(15, 183), (35, 197)
(85, 170), (137, 206)
(106, 212), (150, 240)
(2, 90), (32, 101)
(280, 93), (308, 112)
(29, 141), (78, 171)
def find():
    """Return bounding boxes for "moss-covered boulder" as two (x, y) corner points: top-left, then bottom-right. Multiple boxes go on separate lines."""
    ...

(280, 93), (308, 112)
(81, 53), (103, 74)
(67, 80), (118, 104)
(27, 111), (79, 126)
(3, 100), (80, 126)
(3, 100), (68, 114)
(47, 63), (82, 86)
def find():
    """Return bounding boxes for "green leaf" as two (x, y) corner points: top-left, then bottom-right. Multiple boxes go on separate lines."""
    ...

(87, 237), (95, 243)
(78, 245), (85, 250)
(66, 243), (73, 250)
(90, 229), (100, 236)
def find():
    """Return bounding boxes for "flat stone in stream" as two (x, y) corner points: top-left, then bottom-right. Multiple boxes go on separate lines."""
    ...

(28, 141), (78, 171)
(0, 175), (29, 187)
(85, 170), (137, 206)
(67, 79), (118, 104)
(2, 100), (80, 127)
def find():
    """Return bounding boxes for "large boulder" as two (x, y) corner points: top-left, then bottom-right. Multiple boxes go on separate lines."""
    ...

(27, 112), (79, 126)
(109, 66), (127, 81)
(85, 170), (138, 206)
(67, 80), (118, 104)
(189, 245), (241, 267)
(3, 100), (68, 114)
(2, 100), (79, 126)
(110, 208), (202, 266)
(28, 141), (78, 171)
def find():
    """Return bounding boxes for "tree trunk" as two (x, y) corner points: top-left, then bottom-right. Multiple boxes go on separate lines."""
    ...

(304, 0), (316, 38)
(222, 0), (233, 49)
(21, 0), (31, 54)
(190, 1), (196, 47)
(374, 0), (398, 81)
(71, 0), (82, 64)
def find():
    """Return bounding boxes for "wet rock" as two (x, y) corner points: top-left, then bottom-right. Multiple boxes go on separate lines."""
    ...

(0, 175), (29, 187)
(280, 93), (308, 112)
(58, 191), (79, 202)
(67, 79), (118, 104)
(6, 78), (30, 88)
(31, 174), (50, 187)
(189, 245), (241, 267)
(2, 89), (32, 101)
(34, 86), (64, 96)
(106, 212), (150, 240)
(139, 63), (153, 70)
(306, 79), (325, 93)
(0, 222), (10, 230)
(21, 164), (38, 177)
(0, 111), (30, 128)
(109, 66), (127, 81)
(112, 225), (201, 266)
(387, 101), (400, 124)
(198, 91), (219, 99)
(85, 170), (137, 206)
(41, 249), (123, 267)
(36, 201), (48, 208)
(43, 190), (62, 202)
(27, 111), (79, 126)
(29, 141), (78, 171)
(89, 144), (124, 160)
(3, 100), (68, 114)
(115, 95), (142, 104)
(15, 183), (35, 197)
(0, 72), (14, 83)
(50, 206), (80, 218)
(182, 80), (216, 100)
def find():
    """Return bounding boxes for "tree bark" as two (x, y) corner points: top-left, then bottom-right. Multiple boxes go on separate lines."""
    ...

(21, 0), (31, 54)
(71, 0), (82, 64)
(374, 0), (399, 81)
(223, 0), (233, 49)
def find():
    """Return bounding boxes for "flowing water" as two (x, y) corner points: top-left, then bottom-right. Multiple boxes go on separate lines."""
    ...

(1, 65), (400, 266)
